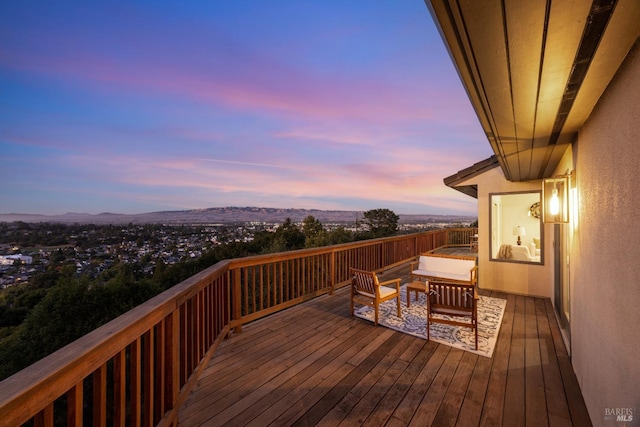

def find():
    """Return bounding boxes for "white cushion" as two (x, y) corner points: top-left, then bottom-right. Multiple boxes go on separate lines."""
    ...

(412, 268), (470, 282)
(415, 256), (474, 281)
(378, 286), (397, 298)
(357, 285), (397, 299)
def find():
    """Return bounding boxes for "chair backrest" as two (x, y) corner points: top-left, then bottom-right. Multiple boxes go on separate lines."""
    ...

(351, 268), (378, 297)
(427, 281), (475, 312)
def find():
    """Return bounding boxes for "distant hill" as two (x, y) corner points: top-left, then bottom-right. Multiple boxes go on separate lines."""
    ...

(0, 207), (475, 225)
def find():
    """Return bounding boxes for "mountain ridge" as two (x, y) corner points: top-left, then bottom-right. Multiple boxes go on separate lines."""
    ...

(0, 207), (476, 225)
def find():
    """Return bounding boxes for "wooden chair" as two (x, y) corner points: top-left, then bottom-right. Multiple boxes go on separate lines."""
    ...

(426, 281), (479, 349)
(350, 268), (401, 325)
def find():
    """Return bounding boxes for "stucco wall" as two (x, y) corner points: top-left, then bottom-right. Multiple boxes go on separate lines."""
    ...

(570, 40), (640, 426)
(464, 167), (554, 298)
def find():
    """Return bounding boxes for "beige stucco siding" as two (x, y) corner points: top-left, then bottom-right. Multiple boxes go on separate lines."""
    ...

(456, 167), (554, 297)
(570, 40), (640, 425)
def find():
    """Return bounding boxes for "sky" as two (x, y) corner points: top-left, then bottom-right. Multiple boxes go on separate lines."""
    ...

(0, 1), (493, 216)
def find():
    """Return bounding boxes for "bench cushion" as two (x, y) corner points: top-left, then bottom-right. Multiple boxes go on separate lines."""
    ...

(412, 268), (470, 283)
(413, 255), (475, 282)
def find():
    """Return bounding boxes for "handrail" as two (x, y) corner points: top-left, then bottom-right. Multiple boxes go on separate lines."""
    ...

(0, 228), (475, 426)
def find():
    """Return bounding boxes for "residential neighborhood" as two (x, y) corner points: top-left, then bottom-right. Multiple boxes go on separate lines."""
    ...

(0, 222), (269, 289)
(0, 218), (468, 289)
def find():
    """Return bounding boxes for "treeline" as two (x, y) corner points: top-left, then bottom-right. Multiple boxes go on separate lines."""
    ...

(0, 210), (400, 380)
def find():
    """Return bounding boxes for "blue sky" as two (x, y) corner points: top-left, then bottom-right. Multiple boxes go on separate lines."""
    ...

(0, 1), (493, 216)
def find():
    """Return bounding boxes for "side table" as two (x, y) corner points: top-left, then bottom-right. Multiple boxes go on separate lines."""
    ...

(406, 281), (428, 307)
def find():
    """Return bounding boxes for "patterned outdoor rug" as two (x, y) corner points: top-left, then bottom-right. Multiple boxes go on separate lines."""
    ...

(354, 284), (506, 358)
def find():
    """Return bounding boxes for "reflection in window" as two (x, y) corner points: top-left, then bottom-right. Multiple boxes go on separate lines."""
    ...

(490, 192), (543, 264)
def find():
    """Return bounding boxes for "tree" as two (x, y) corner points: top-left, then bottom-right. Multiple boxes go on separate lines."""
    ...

(302, 216), (323, 239)
(306, 226), (354, 247)
(268, 218), (305, 253)
(302, 215), (324, 247)
(362, 209), (399, 237)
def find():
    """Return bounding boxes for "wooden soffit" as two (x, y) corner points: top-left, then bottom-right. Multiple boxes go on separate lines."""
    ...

(443, 155), (500, 198)
(426, 0), (640, 181)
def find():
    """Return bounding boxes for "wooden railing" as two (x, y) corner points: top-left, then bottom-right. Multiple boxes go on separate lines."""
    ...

(0, 228), (475, 426)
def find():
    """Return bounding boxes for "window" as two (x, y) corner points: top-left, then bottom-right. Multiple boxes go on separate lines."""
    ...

(490, 191), (543, 264)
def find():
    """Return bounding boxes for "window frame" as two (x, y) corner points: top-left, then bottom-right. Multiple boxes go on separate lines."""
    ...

(489, 190), (544, 265)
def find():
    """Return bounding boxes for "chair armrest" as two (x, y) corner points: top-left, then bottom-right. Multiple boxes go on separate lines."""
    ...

(409, 261), (417, 270)
(379, 278), (401, 289)
(469, 265), (478, 283)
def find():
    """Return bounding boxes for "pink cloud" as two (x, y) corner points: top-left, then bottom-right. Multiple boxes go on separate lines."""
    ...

(1, 35), (471, 128)
(53, 148), (476, 214)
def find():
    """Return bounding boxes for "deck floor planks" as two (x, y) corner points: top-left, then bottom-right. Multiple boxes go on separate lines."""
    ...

(290, 331), (405, 427)
(454, 352), (492, 427)
(315, 334), (415, 426)
(209, 325), (358, 426)
(478, 292), (516, 426)
(390, 344), (451, 423)
(503, 295), (526, 427)
(180, 297), (369, 425)
(249, 325), (390, 427)
(177, 265), (591, 427)
(179, 308), (355, 424)
(432, 350), (478, 427)
(525, 296), (549, 427)
(214, 324), (369, 426)
(361, 340), (433, 427)
(534, 298), (572, 427)
(543, 299), (592, 427)
(408, 348), (464, 426)
(183, 315), (334, 412)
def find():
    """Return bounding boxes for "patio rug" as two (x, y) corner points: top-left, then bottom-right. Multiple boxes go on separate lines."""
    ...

(354, 284), (506, 358)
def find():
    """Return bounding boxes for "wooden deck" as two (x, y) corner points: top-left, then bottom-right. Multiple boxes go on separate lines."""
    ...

(177, 263), (591, 427)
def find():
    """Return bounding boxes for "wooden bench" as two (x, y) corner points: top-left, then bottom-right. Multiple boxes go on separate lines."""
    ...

(409, 253), (477, 286)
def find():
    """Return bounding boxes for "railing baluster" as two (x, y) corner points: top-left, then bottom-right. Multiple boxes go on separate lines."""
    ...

(143, 329), (154, 427)
(179, 305), (187, 386)
(33, 403), (53, 427)
(234, 270), (242, 333)
(166, 311), (179, 413)
(67, 382), (83, 427)
(113, 349), (126, 427)
(154, 322), (165, 424)
(130, 337), (141, 427)
(93, 364), (107, 427)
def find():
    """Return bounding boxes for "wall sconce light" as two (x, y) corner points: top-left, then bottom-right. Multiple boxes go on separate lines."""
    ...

(512, 225), (526, 246)
(542, 176), (569, 223)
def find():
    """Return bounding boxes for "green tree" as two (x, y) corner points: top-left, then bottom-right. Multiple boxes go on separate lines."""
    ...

(302, 215), (323, 239)
(268, 218), (305, 253)
(302, 215), (324, 247)
(306, 226), (354, 247)
(0, 274), (160, 380)
(362, 208), (399, 237)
